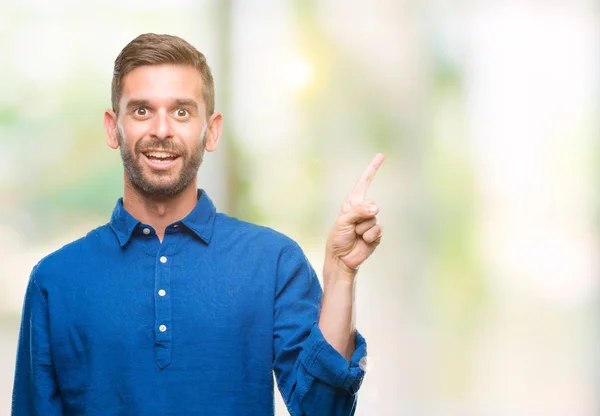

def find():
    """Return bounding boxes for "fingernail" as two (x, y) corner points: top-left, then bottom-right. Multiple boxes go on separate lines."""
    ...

(363, 205), (377, 214)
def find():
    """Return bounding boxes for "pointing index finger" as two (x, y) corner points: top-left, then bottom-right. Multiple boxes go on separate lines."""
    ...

(348, 153), (385, 205)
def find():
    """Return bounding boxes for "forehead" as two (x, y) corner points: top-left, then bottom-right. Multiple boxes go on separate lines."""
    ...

(120, 64), (204, 105)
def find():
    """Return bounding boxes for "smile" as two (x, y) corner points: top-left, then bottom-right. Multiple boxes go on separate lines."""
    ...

(141, 151), (181, 170)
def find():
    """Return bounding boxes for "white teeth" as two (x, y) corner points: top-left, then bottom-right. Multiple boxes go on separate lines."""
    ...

(152, 158), (172, 164)
(146, 151), (175, 159)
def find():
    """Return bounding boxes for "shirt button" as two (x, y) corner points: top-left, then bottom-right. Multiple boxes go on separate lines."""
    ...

(159, 325), (167, 332)
(160, 256), (167, 264)
(142, 228), (150, 235)
(359, 356), (368, 372)
(158, 289), (166, 297)
(173, 224), (179, 228)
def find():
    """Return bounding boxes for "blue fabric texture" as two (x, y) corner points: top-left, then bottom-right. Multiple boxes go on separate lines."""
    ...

(12, 190), (366, 415)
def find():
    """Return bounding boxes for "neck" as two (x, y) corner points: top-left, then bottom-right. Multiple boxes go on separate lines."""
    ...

(122, 177), (199, 242)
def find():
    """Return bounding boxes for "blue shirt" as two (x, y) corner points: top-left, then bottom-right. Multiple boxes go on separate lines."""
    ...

(12, 191), (366, 416)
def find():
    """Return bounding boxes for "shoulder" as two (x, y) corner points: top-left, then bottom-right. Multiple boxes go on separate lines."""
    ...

(214, 213), (296, 244)
(213, 213), (304, 256)
(213, 214), (316, 288)
(30, 224), (112, 285)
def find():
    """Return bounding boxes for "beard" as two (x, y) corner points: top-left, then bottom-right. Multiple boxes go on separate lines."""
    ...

(117, 127), (206, 198)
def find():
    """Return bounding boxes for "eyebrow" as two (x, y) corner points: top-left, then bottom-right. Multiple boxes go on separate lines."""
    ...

(125, 99), (150, 112)
(174, 99), (199, 110)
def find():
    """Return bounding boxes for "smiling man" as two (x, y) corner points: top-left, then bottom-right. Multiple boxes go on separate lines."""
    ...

(11, 33), (384, 416)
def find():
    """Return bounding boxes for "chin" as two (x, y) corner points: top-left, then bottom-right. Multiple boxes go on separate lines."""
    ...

(144, 177), (195, 197)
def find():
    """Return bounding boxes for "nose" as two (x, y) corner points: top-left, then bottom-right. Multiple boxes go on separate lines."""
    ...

(150, 110), (173, 140)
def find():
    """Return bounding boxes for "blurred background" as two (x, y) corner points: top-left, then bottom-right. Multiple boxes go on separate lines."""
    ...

(1, 0), (599, 414)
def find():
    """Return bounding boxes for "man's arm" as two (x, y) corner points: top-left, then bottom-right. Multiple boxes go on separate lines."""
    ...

(273, 242), (366, 416)
(12, 270), (63, 416)
(319, 154), (384, 360)
(273, 154), (384, 416)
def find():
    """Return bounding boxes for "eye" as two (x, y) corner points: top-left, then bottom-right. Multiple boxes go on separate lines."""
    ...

(175, 108), (190, 118)
(135, 107), (148, 116)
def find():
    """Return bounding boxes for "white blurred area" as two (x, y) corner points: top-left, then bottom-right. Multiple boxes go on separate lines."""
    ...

(466, 3), (600, 415)
(1, 1), (599, 415)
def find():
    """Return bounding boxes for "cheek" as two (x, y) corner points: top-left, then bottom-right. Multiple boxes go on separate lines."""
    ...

(123, 122), (148, 139)
(174, 124), (205, 144)
(119, 123), (147, 147)
(173, 129), (199, 149)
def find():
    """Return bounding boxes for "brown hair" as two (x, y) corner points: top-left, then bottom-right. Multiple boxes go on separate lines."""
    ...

(111, 33), (215, 117)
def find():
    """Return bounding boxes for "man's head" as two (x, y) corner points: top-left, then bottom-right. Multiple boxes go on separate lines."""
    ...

(111, 33), (215, 119)
(104, 33), (222, 198)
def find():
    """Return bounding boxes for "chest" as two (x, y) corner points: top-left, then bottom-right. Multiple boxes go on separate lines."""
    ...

(46, 244), (275, 363)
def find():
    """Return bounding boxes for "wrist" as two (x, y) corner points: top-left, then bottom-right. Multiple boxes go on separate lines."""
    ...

(323, 255), (358, 284)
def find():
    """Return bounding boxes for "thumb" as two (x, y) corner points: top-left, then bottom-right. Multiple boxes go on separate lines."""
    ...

(338, 203), (379, 226)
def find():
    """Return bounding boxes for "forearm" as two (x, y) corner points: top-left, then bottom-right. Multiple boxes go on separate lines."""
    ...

(318, 261), (357, 361)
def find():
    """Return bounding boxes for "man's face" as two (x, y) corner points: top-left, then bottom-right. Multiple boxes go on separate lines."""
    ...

(112, 64), (210, 197)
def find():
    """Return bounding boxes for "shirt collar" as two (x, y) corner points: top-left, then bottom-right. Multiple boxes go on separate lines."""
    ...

(109, 189), (217, 247)
(108, 198), (140, 247)
(180, 190), (217, 244)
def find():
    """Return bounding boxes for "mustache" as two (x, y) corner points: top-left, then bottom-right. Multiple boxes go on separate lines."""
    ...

(135, 139), (186, 155)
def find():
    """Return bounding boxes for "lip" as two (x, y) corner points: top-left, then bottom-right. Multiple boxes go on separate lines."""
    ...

(141, 153), (180, 171)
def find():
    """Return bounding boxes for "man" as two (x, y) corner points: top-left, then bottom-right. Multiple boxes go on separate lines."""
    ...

(12, 33), (384, 415)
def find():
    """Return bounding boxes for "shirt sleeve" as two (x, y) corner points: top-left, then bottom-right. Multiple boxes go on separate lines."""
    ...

(12, 269), (63, 416)
(273, 243), (367, 416)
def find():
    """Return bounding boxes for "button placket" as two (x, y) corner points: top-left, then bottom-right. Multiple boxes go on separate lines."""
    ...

(155, 250), (173, 369)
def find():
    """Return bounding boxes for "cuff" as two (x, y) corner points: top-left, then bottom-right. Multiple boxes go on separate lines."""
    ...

(299, 323), (367, 394)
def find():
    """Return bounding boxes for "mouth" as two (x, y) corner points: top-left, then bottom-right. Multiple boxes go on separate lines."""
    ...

(141, 150), (181, 170)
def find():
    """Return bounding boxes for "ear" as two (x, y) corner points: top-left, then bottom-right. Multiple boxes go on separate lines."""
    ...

(104, 109), (120, 150)
(204, 112), (223, 153)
